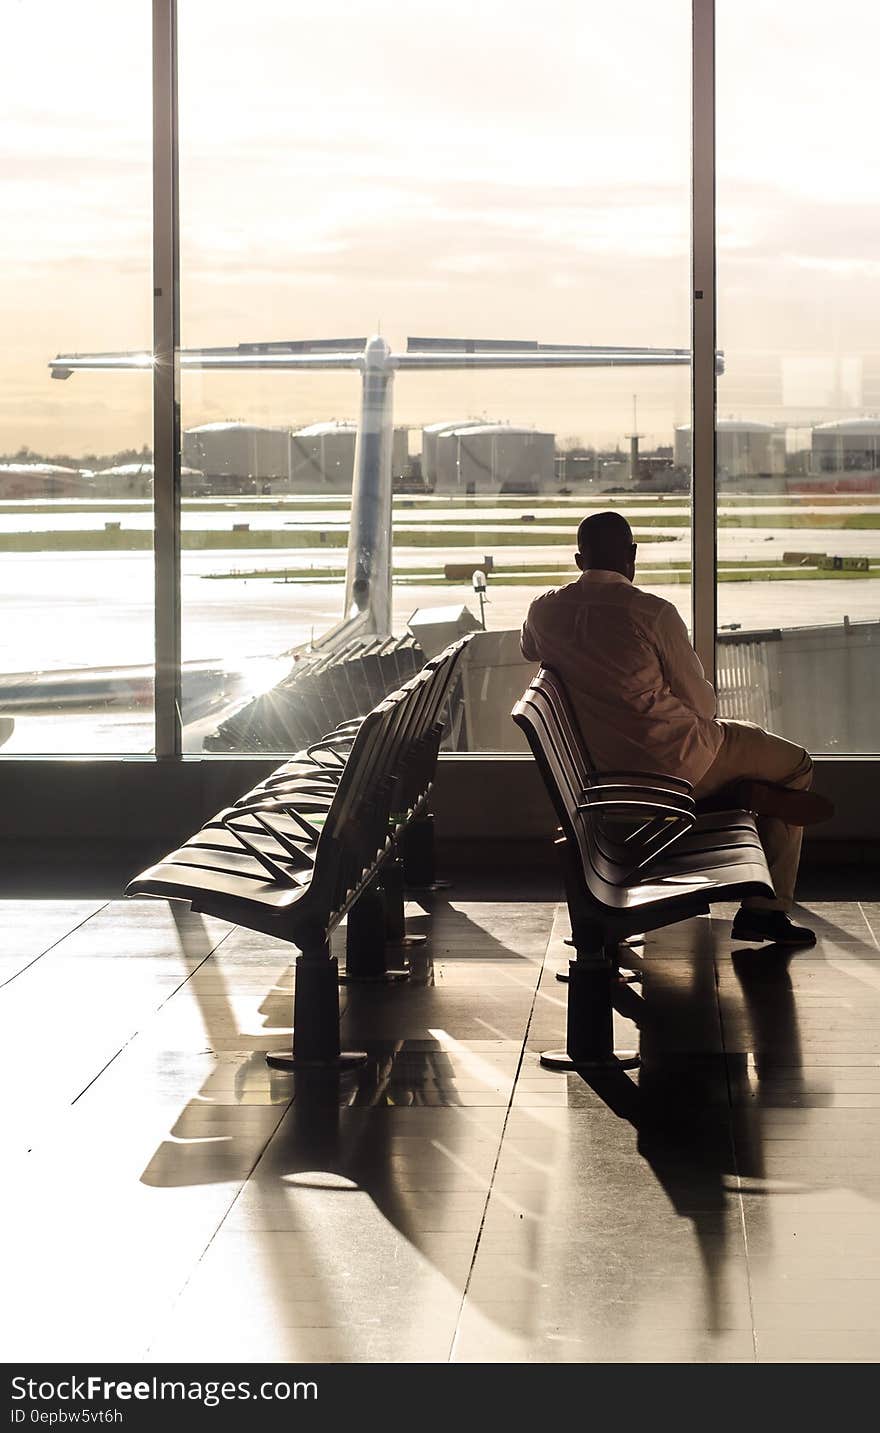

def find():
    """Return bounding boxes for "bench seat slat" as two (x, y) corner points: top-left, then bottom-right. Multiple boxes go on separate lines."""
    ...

(154, 844), (312, 887)
(131, 861), (313, 912)
(183, 825), (317, 867)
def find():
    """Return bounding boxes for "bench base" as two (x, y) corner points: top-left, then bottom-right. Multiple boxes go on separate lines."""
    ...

(558, 933), (645, 984)
(339, 967), (410, 985)
(267, 1050), (368, 1072)
(556, 968), (641, 985)
(539, 1049), (640, 1072)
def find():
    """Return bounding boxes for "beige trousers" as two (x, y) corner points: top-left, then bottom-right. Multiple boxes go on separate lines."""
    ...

(693, 720), (813, 911)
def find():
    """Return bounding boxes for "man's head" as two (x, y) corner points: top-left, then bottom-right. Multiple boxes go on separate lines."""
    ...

(576, 510), (636, 580)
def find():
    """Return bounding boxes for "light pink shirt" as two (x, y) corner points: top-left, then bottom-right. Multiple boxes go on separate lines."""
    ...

(520, 570), (723, 785)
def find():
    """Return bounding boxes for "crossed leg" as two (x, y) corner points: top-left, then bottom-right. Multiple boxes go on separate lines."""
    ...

(694, 719), (813, 911)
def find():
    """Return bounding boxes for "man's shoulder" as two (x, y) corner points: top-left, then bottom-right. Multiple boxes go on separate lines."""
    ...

(527, 580), (582, 613)
(630, 584), (680, 625)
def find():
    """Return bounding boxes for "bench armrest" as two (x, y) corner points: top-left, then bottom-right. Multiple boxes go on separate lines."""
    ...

(219, 807), (316, 886)
(257, 771), (340, 796)
(576, 790), (697, 879)
(577, 794), (696, 821)
(305, 736), (354, 768)
(262, 769), (340, 794)
(580, 787), (695, 819)
(225, 796), (323, 842)
(582, 770), (693, 796)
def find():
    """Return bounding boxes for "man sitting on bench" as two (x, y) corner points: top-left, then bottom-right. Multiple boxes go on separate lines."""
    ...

(520, 510), (832, 948)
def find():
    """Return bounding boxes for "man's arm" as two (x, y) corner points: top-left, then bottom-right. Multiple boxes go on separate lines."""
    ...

(520, 614), (540, 663)
(656, 605), (717, 718)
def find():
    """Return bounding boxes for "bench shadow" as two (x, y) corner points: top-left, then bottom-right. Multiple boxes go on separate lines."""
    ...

(584, 921), (752, 1335)
(380, 893), (546, 962)
(138, 900), (880, 1357)
(580, 922), (880, 1341)
(138, 897), (542, 1355)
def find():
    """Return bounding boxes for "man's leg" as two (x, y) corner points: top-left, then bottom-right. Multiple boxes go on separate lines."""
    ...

(694, 720), (813, 911)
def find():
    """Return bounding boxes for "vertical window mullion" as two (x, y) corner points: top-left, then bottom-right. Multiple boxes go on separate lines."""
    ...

(152, 0), (181, 758)
(691, 0), (717, 682)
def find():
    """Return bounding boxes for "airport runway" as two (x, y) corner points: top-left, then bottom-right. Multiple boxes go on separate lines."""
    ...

(1, 492), (877, 753)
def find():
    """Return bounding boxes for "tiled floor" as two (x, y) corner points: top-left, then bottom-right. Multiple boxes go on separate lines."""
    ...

(2, 888), (880, 1363)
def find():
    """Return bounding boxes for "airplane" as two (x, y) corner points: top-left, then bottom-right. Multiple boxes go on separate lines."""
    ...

(50, 333), (719, 643)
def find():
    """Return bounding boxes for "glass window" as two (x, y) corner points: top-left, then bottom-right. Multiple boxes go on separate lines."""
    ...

(717, 0), (880, 752)
(0, 1), (153, 755)
(178, 0), (691, 754)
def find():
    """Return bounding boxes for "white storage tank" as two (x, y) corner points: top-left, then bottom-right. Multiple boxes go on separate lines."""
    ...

(674, 419), (781, 477)
(0, 463), (92, 499)
(390, 426), (409, 484)
(421, 420), (473, 490)
(290, 421), (409, 492)
(182, 422), (293, 491)
(90, 463), (207, 497)
(290, 421), (357, 491)
(811, 418), (880, 472)
(433, 423), (556, 494)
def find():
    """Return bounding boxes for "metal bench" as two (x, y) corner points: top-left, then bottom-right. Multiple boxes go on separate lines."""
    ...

(512, 666), (774, 1073)
(127, 636), (472, 1071)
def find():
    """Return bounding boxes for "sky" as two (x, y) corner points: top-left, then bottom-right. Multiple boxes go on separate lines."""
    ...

(3, 0), (880, 457)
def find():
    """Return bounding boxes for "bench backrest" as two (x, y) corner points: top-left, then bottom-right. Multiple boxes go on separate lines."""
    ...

(512, 668), (598, 880)
(387, 636), (469, 818)
(262, 633), (472, 924)
(511, 664), (694, 900)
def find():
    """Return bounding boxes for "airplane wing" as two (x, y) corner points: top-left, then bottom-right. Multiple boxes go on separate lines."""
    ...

(51, 335), (724, 377)
(400, 336), (724, 374)
(49, 338), (369, 379)
(394, 349), (694, 370)
(406, 337), (692, 354)
(50, 352), (154, 378)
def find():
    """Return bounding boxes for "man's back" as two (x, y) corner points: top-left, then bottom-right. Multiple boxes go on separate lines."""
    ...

(521, 571), (721, 784)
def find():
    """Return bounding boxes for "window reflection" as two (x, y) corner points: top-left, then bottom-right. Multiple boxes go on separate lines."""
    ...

(717, 0), (880, 752)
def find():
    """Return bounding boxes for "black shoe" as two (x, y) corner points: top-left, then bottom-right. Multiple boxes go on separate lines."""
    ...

(730, 909), (816, 947)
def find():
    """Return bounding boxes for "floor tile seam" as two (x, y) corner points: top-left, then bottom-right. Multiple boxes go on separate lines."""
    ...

(0, 899), (112, 992)
(141, 1096), (295, 1360)
(446, 901), (561, 1363)
(149, 920), (243, 1011)
(63, 922), (243, 1115)
(857, 902), (880, 952)
(713, 935), (759, 1362)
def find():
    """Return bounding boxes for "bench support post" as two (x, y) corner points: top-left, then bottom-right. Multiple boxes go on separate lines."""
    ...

(400, 812), (450, 891)
(340, 879), (410, 983)
(381, 857), (427, 949)
(555, 843), (642, 987)
(267, 941), (367, 1071)
(557, 934), (643, 986)
(541, 940), (640, 1073)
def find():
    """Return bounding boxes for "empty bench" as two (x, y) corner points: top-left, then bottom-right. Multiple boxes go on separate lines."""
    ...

(512, 666), (774, 1073)
(127, 635), (472, 1071)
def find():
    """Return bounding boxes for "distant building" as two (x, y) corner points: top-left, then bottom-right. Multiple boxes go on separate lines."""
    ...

(290, 422), (409, 492)
(182, 422), (293, 492)
(0, 463), (92, 499)
(674, 419), (784, 477)
(90, 463), (207, 498)
(811, 418), (880, 473)
(421, 421), (474, 489)
(289, 421), (356, 492)
(431, 423), (556, 494)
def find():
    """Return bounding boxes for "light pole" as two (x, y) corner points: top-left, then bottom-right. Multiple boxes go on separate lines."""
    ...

(472, 568), (488, 630)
